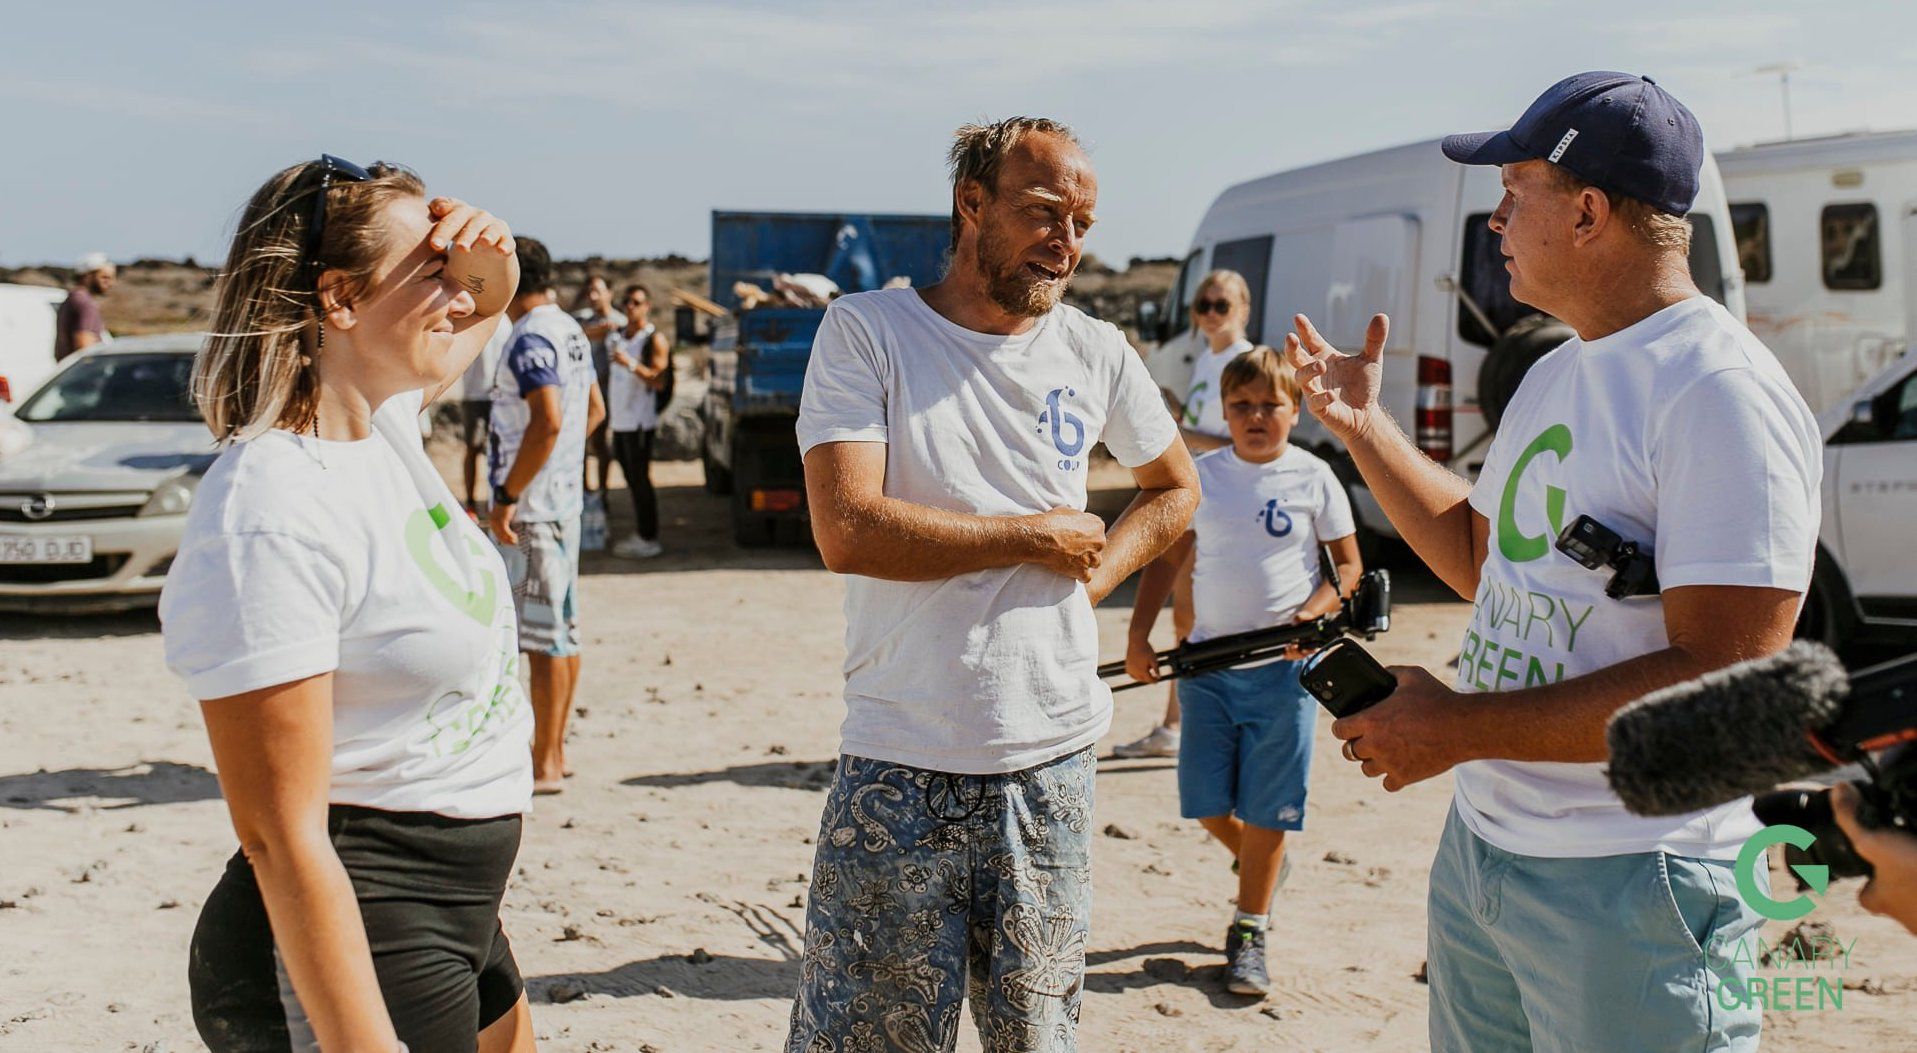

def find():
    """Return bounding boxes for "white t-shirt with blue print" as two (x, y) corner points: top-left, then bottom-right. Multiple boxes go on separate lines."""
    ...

(488, 304), (595, 523)
(797, 288), (1180, 774)
(1187, 445), (1355, 646)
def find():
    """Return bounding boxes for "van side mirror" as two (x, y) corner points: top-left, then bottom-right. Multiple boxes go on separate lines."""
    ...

(1134, 300), (1162, 343)
(1831, 398), (1880, 446)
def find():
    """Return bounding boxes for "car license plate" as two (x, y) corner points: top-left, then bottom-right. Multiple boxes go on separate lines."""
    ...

(0, 535), (93, 564)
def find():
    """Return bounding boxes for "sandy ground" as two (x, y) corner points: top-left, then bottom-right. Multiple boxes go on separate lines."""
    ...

(1, 460), (1912, 1052)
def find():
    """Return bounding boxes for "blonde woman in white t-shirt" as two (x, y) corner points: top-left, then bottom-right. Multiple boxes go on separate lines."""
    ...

(160, 157), (536, 1053)
(1113, 268), (1254, 760)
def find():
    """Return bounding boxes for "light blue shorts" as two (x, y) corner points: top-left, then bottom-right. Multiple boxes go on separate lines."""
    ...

(497, 516), (580, 658)
(1427, 804), (1767, 1052)
(1176, 659), (1315, 831)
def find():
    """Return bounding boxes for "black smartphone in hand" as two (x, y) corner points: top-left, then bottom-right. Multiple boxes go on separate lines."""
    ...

(1300, 639), (1398, 718)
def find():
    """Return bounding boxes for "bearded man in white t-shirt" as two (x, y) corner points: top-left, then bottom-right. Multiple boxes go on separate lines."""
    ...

(1291, 73), (1821, 1052)
(786, 117), (1198, 1052)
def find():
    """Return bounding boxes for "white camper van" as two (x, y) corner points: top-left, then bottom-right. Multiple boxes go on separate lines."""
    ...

(1717, 130), (1917, 415)
(0, 283), (65, 405)
(1157, 138), (1745, 545)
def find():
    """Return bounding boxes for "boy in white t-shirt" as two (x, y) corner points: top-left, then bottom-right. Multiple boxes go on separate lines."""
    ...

(1125, 347), (1361, 997)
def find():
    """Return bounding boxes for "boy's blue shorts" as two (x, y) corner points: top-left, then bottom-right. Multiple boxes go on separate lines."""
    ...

(1176, 658), (1315, 831)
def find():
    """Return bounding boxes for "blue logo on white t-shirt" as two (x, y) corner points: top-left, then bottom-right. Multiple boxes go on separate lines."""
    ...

(1037, 387), (1086, 469)
(1259, 499), (1294, 538)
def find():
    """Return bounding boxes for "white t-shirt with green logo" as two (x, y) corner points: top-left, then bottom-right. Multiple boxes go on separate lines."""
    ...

(1455, 296), (1820, 860)
(1182, 338), (1252, 439)
(160, 390), (532, 820)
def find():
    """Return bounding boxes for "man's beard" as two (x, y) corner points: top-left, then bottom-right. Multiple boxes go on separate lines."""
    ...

(976, 221), (1069, 317)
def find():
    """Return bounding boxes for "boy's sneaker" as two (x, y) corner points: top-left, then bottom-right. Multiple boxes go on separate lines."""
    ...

(613, 535), (663, 559)
(1225, 921), (1271, 996)
(1112, 725), (1180, 759)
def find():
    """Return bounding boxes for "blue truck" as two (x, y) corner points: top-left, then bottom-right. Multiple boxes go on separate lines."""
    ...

(700, 211), (950, 546)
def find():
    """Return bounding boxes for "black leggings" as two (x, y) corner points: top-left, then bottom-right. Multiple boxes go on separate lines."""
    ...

(612, 428), (658, 541)
(189, 805), (523, 1053)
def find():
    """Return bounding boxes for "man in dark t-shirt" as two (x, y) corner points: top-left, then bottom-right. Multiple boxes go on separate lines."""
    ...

(54, 253), (115, 361)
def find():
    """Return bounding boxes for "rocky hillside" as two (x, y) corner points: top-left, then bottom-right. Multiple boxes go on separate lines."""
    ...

(0, 254), (1180, 343)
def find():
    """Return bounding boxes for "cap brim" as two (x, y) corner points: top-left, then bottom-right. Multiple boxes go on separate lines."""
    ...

(1440, 129), (1534, 166)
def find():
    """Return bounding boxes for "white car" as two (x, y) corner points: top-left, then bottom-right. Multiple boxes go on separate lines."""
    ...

(1800, 351), (1917, 650)
(0, 334), (211, 612)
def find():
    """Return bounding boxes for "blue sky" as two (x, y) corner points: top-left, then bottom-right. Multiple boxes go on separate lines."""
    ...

(2, 0), (1911, 268)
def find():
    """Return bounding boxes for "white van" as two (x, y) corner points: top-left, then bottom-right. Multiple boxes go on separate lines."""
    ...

(0, 283), (65, 405)
(1717, 130), (1917, 415)
(1802, 349), (1917, 650)
(1155, 137), (1745, 546)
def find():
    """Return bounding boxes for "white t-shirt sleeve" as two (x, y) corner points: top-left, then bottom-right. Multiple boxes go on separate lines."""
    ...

(796, 301), (889, 456)
(1314, 461), (1357, 541)
(162, 530), (349, 700)
(1099, 336), (1180, 468)
(1651, 369), (1818, 591)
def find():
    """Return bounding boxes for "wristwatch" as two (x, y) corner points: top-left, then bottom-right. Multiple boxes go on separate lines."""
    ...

(492, 484), (518, 508)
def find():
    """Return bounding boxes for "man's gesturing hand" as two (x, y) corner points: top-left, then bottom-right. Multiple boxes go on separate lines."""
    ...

(1024, 507), (1106, 583)
(1284, 313), (1389, 443)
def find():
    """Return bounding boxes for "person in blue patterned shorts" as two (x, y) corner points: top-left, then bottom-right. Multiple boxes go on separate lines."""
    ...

(788, 116), (1199, 1051)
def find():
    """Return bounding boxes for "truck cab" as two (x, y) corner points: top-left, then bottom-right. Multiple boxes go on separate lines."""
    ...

(1802, 350), (1917, 650)
(699, 211), (949, 545)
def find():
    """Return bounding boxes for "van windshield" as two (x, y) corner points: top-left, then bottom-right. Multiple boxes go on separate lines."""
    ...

(1457, 211), (1729, 347)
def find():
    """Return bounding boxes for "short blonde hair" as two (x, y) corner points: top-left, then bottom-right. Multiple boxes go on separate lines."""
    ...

(1193, 269), (1251, 312)
(195, 160), (425, 441)
(1219, 345), (1303, 407)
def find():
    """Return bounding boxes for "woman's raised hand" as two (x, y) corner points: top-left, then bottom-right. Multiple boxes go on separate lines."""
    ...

(433, 198), (518, 317)
(428, 197), (514, 255)
(1283, 313), (1389, 443)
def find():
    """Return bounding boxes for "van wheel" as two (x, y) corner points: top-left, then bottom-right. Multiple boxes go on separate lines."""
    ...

(1478, 314), (1575, 432)
(1794, 552), (1854, 651)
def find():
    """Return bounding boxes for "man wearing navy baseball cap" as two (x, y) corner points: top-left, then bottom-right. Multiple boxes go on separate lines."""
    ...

(1289, 72), (1822, 1050)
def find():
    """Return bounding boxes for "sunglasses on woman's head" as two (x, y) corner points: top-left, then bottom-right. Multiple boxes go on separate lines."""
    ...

(302, 154), (373, 280)
(1193, 298), (1234, 315)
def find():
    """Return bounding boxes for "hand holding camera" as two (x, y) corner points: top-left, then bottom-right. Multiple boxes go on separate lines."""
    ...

(1834, 780), (1917, 936)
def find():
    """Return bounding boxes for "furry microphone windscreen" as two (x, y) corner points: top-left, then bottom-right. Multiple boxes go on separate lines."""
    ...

(1605, 641), (1852, 817)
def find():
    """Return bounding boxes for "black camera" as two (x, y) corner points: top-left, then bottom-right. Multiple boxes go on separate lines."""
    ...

(1555, 515), (1660, 599)
(1754, 743), (1917, 883)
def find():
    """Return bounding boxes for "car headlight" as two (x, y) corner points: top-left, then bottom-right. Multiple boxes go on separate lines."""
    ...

(139, 475), (200, 517)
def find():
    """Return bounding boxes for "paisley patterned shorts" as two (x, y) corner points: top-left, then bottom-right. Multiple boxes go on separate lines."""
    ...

(785, 748), (1096, 1053)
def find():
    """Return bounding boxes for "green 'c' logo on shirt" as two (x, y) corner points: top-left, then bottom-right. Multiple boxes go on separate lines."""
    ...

(1497, 424), (1573, 563)
(405, 506), (497, 625)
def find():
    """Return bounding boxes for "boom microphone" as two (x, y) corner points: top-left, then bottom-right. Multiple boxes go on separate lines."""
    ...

(1605, 641), (1851, 816)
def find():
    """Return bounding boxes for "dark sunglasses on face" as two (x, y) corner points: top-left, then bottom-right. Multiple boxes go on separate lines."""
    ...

(1193, 298), (1235, 315)
(302, 154), (373, 281)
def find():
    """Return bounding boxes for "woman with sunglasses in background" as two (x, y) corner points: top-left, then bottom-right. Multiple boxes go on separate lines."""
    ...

(159, 157), (536, 1053)
(1113, 269), (1254, 760)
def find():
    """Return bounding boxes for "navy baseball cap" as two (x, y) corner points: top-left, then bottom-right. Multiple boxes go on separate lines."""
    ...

(1441, 71), (1704, 216)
